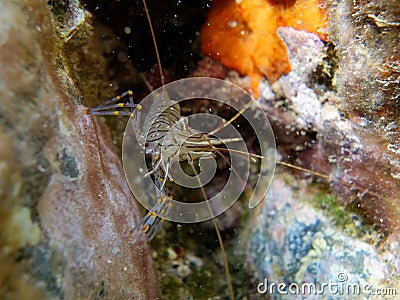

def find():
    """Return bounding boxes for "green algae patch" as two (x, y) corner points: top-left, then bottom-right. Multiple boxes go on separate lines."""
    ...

(312, 190), (380, 242)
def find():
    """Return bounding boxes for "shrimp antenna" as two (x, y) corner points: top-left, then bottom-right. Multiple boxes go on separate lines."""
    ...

(141, 0), (175, 138)
(141, 0), (165, 87)
(142, 1), (233, 297)
(187, 160), (235, 300)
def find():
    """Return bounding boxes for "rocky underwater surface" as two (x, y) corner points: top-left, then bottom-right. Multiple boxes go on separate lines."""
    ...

(0, 0), (399, 299)
(0, 0), (158, 298)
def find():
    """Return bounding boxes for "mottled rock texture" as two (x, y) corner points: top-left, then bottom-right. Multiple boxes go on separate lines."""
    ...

(330, 0), (400, 122)
(248, 0), (400, 297)
(0, 0), (159, 299)
(259, 1), (400, 235)
(249, 175), (400, 300)
(326, 0), (400, 233)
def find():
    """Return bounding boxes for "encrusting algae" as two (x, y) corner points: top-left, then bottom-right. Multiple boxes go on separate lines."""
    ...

(201, 0), (328, 96)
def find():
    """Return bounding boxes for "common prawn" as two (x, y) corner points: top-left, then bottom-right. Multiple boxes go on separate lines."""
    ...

(84, 1), (259, 298)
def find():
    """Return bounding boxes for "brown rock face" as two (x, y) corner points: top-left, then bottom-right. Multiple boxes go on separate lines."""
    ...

(258, 2), (400, 236)
(0, 0), (159, 298)
(39, 105), (159, 299)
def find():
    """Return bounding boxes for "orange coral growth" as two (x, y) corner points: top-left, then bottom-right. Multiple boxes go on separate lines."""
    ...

(201, 0), (328, 96)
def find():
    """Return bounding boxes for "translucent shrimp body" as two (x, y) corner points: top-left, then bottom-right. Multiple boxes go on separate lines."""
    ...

(122, 78), (276, 228)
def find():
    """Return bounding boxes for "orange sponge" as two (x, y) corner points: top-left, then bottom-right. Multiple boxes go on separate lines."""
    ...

(201, 0), (328, 96)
